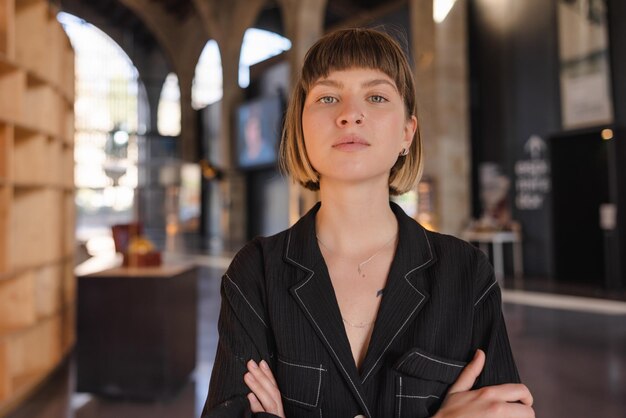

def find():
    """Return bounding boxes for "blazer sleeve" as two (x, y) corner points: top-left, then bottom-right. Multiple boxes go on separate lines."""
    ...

(201, 240), (280, 418)
(471, 252), (521, 387)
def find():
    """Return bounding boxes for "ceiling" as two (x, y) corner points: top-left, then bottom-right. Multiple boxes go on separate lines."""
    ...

(56, 0), (397, 53)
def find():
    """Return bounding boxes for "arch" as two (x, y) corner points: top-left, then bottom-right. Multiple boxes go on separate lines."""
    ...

(58, 12), (148, 134)
(119, 0), (212, 69)
(192, 40), (223, 109)
(158, 73), (182, 136)
(238, 28), (291, 88)
(57, 12), (146, 237)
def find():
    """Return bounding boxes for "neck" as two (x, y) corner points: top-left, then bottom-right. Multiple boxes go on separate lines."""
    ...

(316, 179), (398, 257)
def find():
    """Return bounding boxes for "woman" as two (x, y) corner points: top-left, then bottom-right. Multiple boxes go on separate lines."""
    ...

(202, 28), (534, 418)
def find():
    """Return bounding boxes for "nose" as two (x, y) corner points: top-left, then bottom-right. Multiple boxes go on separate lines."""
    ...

(336, 100), (364, 127)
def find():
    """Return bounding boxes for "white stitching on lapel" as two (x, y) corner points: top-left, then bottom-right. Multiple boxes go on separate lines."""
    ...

(361, 228), (433, 384)
(287, 230), (372, 418)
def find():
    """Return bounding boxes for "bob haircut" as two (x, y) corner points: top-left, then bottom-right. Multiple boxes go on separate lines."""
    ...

(279, 27), (423, 195)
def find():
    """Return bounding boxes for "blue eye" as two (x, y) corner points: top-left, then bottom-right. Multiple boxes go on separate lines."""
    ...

(319, 96), (337, 104)
(369, 95), (388, 103)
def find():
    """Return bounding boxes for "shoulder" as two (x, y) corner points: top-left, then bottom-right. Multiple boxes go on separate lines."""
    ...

(226, 230), (289, 278)
(423, 229), (496, 305)
(424, 229), (485, 266)
(392, 202), (485, 271)
(220, 232), (290, 321)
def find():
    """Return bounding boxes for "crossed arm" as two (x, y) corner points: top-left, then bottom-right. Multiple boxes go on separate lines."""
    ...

(204, 299), (535, 418)
(241, 261), (535, 418)
(243, 349), (534, 418)
(204, 246), (535, 418)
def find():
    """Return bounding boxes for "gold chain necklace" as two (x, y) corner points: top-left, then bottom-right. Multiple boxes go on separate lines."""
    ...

(342, 317), (373, 329)
(318, 232), (396, 329)
(316, 233), (397, 278)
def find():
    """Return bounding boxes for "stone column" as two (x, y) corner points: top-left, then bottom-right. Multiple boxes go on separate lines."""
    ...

(410, 0), (470, 235)
(279, 0), (327, 224)
(118, 0), (209, 160)
(410, 0), (439, 225)
(434, 0), (471, 235)
(194, 0), (266, 247)
(176, 63), (198, 161)
(133, 51), (169, 135)
(216, 35), (246, 248)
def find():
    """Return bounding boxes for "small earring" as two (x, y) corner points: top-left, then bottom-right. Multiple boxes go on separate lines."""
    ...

(400, 148), (409, 156)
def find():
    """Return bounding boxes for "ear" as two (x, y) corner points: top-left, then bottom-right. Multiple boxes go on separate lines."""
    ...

(402, 115), (418, 150)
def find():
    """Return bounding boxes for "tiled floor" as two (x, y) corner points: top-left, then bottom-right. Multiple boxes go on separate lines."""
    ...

(505, 302), (626, 417)
(8, 254), (626, 418)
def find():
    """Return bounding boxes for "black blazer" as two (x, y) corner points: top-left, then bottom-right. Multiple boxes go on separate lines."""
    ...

(202, 202), (520, 418)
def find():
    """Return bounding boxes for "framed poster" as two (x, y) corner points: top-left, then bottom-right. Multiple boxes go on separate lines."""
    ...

(557, 0), (614, 129)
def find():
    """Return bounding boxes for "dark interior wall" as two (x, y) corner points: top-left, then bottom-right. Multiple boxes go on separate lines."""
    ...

(468, 1), (513, 217)
(468, 2), (510, 167)
(246, 169), (289, 238)
(607, 0), (626, 287)
(550, 130), (611, 285)
(508, 0), (560, 279)
(243, 57), (290, 240)
(469, 0), (560, 278)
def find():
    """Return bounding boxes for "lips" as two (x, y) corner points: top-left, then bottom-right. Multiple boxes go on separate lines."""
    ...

(332, 134), (370, 149)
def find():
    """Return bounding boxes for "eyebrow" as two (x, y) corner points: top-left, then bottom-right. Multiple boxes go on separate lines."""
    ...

(310, 78), (397, 90)
(362, 79), (397, 89)
(312, 79), (343, 89)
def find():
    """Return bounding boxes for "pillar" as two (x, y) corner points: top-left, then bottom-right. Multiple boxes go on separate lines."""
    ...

(279, 0), (327, 223)
(410, 0), (470, 235)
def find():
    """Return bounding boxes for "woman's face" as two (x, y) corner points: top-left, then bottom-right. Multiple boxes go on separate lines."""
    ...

(301, 67), (416, 190)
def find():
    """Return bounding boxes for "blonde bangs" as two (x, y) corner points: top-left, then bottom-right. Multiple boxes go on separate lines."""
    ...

(300, 28), (415, 116)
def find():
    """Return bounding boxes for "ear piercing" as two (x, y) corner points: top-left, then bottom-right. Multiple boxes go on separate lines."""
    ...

(399, 148), (409, 156)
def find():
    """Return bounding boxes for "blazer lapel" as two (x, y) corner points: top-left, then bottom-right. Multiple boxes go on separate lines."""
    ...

(284, 203), (374, 417)
(359, 203), (437, 384)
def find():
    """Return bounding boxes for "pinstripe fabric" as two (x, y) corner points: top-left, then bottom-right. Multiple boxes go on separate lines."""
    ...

(201, 202), (520, 418)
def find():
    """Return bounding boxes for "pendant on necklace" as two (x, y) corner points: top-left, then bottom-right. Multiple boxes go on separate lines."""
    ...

(357, 265), (366, 278)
